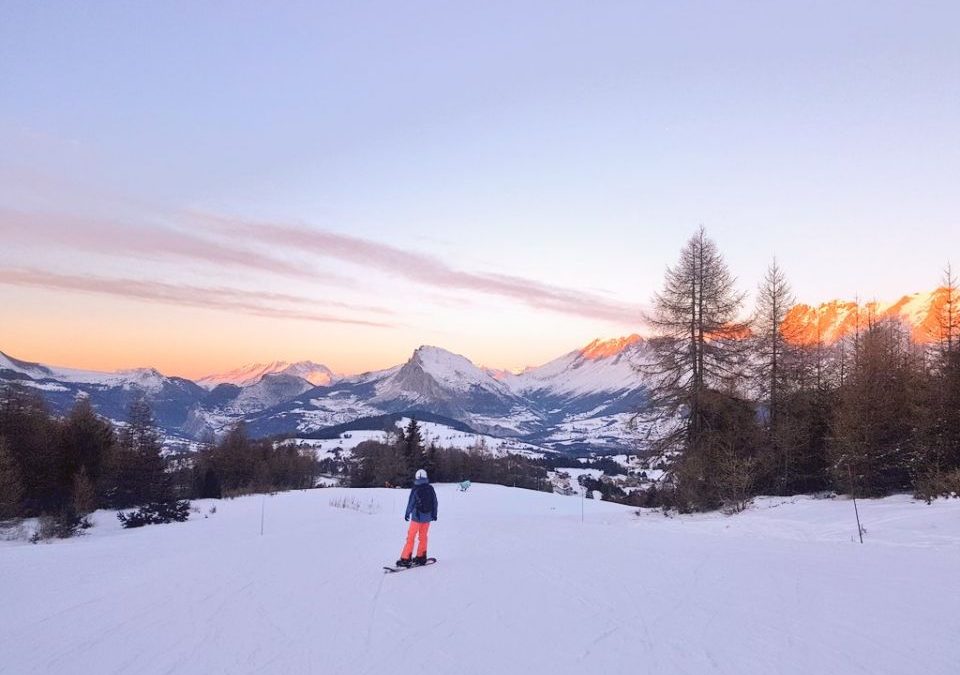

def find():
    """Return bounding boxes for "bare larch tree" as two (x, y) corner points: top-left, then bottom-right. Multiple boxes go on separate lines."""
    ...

(638, 226), (748, 461)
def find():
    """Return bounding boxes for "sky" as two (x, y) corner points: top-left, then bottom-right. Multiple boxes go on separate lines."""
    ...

(1, 1), (958, 378)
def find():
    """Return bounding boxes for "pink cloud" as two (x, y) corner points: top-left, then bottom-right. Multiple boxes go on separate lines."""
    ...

(192, 214), (642, 324)
(0, 209), (349, 285)
(0, 268), (392, 328)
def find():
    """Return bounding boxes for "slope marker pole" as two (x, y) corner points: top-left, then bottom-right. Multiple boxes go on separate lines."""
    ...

(848, 465), (863, 544)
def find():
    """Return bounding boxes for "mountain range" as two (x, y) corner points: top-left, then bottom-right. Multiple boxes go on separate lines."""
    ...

(783, 287), (951, 344)
(2, 288), (950, 453)
(0, 337), (650, 453)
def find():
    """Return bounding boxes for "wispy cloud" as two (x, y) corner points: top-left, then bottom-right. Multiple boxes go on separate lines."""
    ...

(0, 268), (393, 327)
(0, 209), (349, 285)
(193, 214), (642, 324)
(1, 206), (642, 325)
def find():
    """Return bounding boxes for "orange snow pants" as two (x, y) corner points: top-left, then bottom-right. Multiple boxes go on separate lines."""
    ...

(400, 520), (430, 559)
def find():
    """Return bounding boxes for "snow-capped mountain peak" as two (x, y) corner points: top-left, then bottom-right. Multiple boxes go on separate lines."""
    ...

(403, 345), (510, 394)
(506, 335), (647, 397)
(198, 360), (337, 389)
(578, 334), (644, 360)
(0, 352), (169, 392)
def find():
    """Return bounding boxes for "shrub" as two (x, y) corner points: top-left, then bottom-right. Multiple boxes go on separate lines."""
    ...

(913, 468), (960, 504)
(329, 496), (380, 514)
(30, 509), (89, 542)
(117, 499), (191, 528)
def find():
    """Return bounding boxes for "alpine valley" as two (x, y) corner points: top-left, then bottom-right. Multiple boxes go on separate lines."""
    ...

(0, 337), (650, 454)
(1, 287), (948, 454)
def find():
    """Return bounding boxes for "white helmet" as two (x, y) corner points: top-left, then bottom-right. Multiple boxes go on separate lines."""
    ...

(415, 469), (428, 480)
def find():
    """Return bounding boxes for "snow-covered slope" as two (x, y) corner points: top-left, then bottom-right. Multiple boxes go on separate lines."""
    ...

(223, 373), (316, 414)
(499, 336), (650, 450)
(292, 416), (549, 461)
(2, 487), (958, 674)
(197, 360), (338, 388)
(505, 335), (646, 397)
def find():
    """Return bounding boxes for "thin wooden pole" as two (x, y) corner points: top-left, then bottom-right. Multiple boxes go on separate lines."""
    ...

(848, 465), (863, 544)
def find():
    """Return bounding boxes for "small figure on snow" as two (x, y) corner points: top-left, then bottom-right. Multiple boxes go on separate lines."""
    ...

(459, 480), (471, 492)
(396, 469), (438, 568)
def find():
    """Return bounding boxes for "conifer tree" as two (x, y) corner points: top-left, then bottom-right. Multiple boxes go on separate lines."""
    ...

(103, 398), (165, 507)
(59, 396), (114, 493)
(401, 417), (424, 475)
(641, 227), (748, 452)
(637, 228), (755, 510)
(830, 319), (919, 496)
(933, 265), (960, 468)
(752, 258), (803, 490)
(0, 437), (24, 520)
(914, 264), (960, 496)
(71, 466), (98, 516)
(0, 386), (59, 514)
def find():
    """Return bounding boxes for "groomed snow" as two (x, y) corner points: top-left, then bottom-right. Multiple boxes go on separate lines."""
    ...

(2, 488), (958, 674)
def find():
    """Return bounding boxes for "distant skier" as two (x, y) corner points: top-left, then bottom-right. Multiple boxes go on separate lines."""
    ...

(396, 469), (438, 568)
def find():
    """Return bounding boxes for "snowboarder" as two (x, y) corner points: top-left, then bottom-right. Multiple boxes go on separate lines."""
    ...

(396, 469), (438, 568)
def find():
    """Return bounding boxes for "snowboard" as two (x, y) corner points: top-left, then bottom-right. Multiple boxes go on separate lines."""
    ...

(383, 558), (437, 573)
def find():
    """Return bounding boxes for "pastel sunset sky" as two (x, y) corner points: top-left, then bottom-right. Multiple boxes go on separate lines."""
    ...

(1, 1), (958, 378)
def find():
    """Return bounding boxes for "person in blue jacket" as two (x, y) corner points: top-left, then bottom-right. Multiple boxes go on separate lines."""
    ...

(396, 469), (438, 567)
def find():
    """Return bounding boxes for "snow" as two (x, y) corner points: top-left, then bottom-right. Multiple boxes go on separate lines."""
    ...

(0, 351), (169, 392)
(197, 361), (338, 389)
(2, 487), (958, 674)
(550, 467), (604, 494)
(784, 288), (950, 346)
(410, 346), (510, 394)
(19, 380), (71, 393)
(504, 335), (647, 397)
(290, 417), (549, 460)
(373, 345), (517, 401)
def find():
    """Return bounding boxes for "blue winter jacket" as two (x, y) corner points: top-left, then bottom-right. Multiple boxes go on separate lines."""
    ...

(405, 478), (438, 523)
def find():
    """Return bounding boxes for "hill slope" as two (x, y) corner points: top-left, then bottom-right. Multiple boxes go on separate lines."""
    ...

(2, 486), (958, 674)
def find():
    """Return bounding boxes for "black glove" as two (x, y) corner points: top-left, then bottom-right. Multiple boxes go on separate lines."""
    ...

(404, 515), (410, 521)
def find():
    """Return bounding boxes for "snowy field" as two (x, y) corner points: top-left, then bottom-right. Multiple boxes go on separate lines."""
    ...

(2, 486), (959, 674)
(292, 417), (549, 460)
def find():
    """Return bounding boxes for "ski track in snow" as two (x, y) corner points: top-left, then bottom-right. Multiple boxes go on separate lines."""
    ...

(2, 487), (959, 674)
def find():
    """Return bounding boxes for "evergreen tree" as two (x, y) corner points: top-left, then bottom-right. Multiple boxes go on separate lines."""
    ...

(71, 466), (97, 516)
(401, 417), (423, 480)
(103, 398), (165, 507)
(196, 466), (223, 499)
(0, 437), (24, 520)
(59, 397), (114, 494)
(0, 386), (60, 514)
(209, 422), (256, 493)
